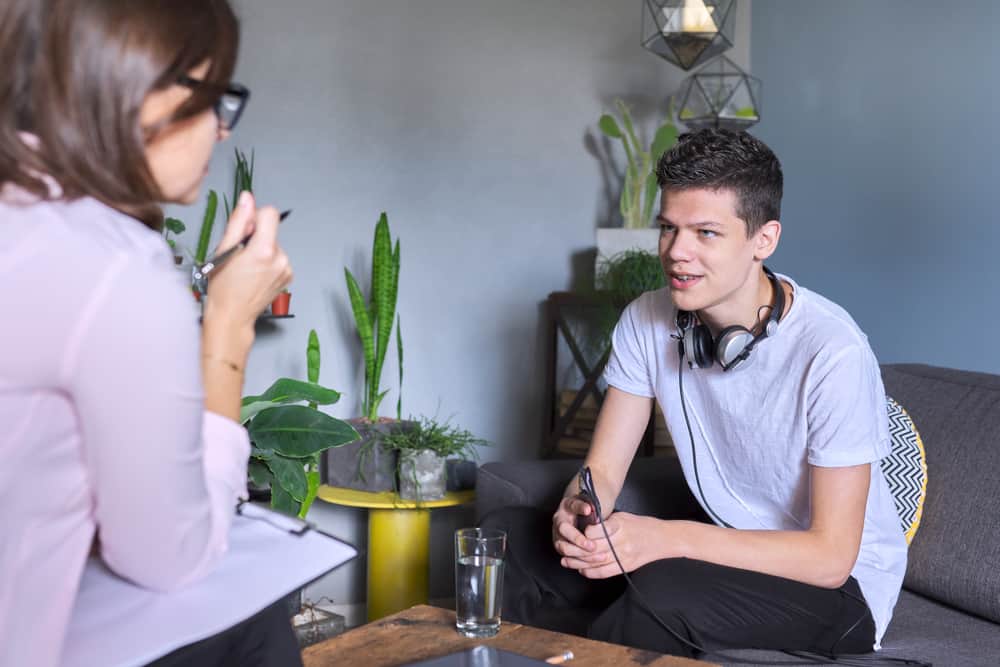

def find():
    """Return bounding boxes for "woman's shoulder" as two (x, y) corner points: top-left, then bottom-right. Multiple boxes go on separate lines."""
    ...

(2, 193), (186, 317)
(0, 193), (195, 381)
(67, 197), (168, 258)
(5, 190), (164, 249)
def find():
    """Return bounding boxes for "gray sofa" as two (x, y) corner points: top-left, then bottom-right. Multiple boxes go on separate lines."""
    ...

(476, 364), (1000, 666)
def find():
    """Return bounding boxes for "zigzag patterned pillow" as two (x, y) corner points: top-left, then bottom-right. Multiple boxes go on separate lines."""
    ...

(881, 396), (928, 544)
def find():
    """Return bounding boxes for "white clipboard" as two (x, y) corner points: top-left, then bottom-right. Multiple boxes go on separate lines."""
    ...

(60, 504), (357, 667)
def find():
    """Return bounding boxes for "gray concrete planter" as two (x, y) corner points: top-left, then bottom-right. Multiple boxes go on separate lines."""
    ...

(398, 450), (447, 501)
(321, 419), (412, 492)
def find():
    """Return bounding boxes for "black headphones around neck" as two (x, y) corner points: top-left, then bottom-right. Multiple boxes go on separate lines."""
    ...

(675, 266), (785, 372)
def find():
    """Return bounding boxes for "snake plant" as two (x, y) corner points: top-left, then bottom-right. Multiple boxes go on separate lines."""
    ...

(344, 212), (401, 422)
(223, 148), (254, 220)
(193, 190), (218, 266)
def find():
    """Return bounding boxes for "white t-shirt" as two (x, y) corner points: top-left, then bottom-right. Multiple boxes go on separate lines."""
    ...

(603, 275), (907, 649)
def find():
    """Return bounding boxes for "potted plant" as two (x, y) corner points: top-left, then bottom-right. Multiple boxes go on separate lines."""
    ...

(380, 416), (489, 501)
(270, 289), (291, 316)
(243, 329), (360, 518)
(594, 99), (678, 275)
(223, 148), (253, 220)
(322, 212), (407, 492)
(589, 248), (667, 355)
(596, 248), (666, 306)
(164, 186), (218, 302)
(163, 217), (186, 265)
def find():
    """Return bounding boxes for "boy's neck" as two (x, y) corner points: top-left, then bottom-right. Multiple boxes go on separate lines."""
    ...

(698, 267), (776, 337)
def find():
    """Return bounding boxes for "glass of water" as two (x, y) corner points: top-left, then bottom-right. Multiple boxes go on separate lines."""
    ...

(454, 527), (507, 638)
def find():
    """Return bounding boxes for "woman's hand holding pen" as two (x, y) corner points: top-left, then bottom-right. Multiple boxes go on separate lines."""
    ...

(202, 191), (293, 344)
(200, 191), (292, 421)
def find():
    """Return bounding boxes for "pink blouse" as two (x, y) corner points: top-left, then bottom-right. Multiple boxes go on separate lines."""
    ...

(0, 188), (250, 667)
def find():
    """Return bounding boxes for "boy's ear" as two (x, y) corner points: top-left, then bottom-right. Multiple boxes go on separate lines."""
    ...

(753, 220), (781, 260)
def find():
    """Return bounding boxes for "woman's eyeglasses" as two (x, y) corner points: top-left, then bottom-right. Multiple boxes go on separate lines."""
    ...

(177, 75), (251, 131)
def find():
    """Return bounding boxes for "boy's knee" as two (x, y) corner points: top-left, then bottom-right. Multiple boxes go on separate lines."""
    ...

(588, 589), (698, 658)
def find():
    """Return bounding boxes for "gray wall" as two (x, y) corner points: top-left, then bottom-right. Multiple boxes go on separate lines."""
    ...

(751, 1), (999, 372)
(167, 1), (750, 606)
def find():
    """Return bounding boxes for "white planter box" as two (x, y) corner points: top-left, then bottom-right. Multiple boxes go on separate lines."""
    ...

(595, 228), (660, 280)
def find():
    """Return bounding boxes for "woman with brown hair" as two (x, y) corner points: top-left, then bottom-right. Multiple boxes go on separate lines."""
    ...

(0, 1), (300, 665)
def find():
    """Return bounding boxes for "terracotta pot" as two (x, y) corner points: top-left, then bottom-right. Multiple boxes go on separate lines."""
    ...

(271, 291), (291, 316)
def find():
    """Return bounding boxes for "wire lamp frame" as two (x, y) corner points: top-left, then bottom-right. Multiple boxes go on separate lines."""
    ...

(641, 0), (736, 71)
(675, 55), (761, 131)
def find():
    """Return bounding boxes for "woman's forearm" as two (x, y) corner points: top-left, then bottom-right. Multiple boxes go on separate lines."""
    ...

(201, 311), (253, 422)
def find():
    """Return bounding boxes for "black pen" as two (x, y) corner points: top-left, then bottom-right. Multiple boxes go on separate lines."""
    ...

(191, 209), (291, 293)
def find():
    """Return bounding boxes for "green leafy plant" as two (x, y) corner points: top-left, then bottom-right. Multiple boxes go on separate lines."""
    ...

(596, 249), (666, 307)
(582, 249), (668, 357)
(380, 416), (488, 494)
(344, 212), (402, 422)
(380, 416), (488, 459)
(163, 217), (186, 254)
(598, 99), (678, 229)
(243, 329), (359, 518)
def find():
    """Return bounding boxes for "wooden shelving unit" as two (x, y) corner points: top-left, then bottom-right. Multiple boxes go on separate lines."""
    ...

(541, 291), (675, 459)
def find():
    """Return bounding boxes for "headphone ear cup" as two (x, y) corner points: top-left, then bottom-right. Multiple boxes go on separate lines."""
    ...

(715, 325), (755, 370)
(685, 324), (715, 368)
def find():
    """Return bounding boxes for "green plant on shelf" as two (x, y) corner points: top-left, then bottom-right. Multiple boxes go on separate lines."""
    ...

(224, 148), (254, 219)
(679, 107), (756, 120)
(163, 217), (186, 256)
(598, 99), (678, 230)
(583, 249), (667, 359)
(596, 248), (666, 307)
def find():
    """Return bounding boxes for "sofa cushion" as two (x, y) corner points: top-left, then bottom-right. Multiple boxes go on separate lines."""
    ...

(717, 590), (1000, 667)
(880, 364), (1000, 624)
(882, 396), (928, 544)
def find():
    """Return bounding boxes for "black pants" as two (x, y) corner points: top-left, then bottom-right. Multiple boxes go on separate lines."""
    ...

(146, 599), (303, 667)
(481, 507), (875, 660)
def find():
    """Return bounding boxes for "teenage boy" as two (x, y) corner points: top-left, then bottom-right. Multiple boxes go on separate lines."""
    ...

(485, 129), (906, 658)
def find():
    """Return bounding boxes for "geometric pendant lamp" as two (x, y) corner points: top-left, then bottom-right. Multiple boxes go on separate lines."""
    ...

(675, 55), (761, 130)
(641, 0), (736, 71)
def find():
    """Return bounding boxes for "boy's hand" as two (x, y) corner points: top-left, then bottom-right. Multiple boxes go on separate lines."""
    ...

(551, 495), (598, 562)
(563, 512), (675, 579)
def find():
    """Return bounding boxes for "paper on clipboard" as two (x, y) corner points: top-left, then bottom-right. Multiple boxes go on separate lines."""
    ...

(60, 505), (357, 667)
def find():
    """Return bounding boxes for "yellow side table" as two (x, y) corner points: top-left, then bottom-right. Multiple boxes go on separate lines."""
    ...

(316, 485), (475, 621)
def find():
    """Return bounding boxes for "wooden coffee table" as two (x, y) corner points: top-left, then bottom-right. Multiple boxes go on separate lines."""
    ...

(302, 604), (715, 667)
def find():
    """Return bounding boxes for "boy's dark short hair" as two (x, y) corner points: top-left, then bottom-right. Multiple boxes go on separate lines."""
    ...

(655, 128), (783, 237)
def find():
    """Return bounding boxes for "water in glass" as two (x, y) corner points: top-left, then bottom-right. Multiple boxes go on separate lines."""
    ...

(455, 554), (505, 637)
